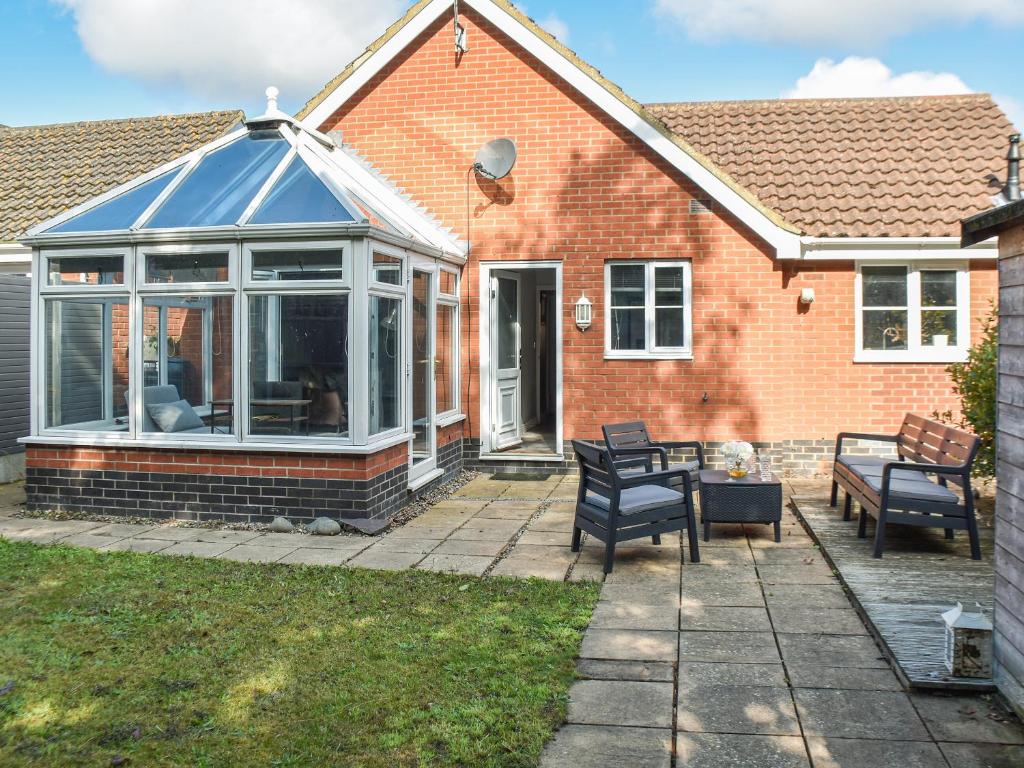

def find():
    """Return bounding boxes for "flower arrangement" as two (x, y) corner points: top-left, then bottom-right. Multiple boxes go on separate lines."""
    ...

(721, 440), (755, 478)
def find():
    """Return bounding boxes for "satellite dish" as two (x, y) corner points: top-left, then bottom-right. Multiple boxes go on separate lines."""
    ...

(474, 138), (517, 180)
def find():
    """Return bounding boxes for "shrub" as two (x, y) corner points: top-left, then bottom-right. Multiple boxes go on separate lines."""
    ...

(935, 306), (997, 477)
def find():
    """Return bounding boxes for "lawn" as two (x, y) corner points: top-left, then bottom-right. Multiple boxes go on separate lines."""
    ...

(0, 540), (599, 767)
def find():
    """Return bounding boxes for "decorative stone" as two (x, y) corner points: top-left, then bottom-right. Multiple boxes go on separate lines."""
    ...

(307, 517), (342, 536)
(269, 517), (294, 533)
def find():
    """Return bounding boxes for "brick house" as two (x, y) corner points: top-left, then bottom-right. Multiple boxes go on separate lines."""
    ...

(18, 0), (1016, 526)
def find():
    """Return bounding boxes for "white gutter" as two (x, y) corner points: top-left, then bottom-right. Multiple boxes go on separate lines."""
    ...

(799, 236), (998, 261)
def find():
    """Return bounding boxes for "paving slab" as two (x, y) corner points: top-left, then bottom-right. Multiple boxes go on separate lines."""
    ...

(216, 544), (296, 563)
(805, 737), (945, 768)
(417, 554), (493, 576)
(134, 527), (204, 542)
(89, 523), (157, 538)
(678, 662), (787, 689)
(371, 537), (444, 554)
(680, 606), (772, 632)
(576, 659), (676, 683)
(777, 633), (889, 669)
(566, 679), (674, 728)
(474, 503), (539, 520)
(385, 525), (461, 540)
(785, 665), (903, 691)
(347, 548), (424, 571)
(275, 534), (368, 550)
(757, 563), (837, 585)
(677, 684), (801, 735)
(60, 532), (127, 549)
(751, 547), (823, 565)
(190, 529), (264, 545)
(580, 628), (678, 662)
(446, 518), (524, 541)
(490, 557), (570, 581)
(518, 529), (575, 547)
(680, 565), (761, 584)
(767, 608), (868, 635)
(937, 742), (1024, 768)
(693, 548), (755, 566)
(601, 583), (682, 610)
(162, 540), (236, 558)
(675, 733), (809, 768)
(430, 537), (507, 557)
(538, 724), (672, 768)
(100, 537), (174, 554)
(909, 694), (1024, 744)
(588, 601), (680, 632)
(678, 631), (781, 664)
(679, 581), (765, 608)
(529, 512), (576, 532)
(763, 584), (851, 609)
(277, 547), (355, 566)
(794, 689), (930, 741)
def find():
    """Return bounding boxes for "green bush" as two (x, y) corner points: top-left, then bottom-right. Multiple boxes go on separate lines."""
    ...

(935, 306), (997, 477)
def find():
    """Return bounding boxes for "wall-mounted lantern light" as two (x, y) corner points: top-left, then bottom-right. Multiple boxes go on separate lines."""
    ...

(800, 288), (815, 305)
(575, 294), (593, 331)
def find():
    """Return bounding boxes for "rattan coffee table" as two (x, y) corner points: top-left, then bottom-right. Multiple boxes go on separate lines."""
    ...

(698, 469), (782, 542)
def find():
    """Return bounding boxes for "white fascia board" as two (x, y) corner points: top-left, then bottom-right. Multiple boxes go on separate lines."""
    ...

(0, 244), (31, 273)
(800, 236), (998, 261)
(302, 0), (800, 260)
(23, 127), (246, 238)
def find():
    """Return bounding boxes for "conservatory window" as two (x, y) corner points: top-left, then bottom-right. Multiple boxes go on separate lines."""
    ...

(146, 250), (230, 284)
(44, 170), (179, 234)
(248, 157), (356, 225)
(247, 293), (350, 438)
(436, 268), (459, 417)
(250, 248), (344, 282)
(140, 296), (233, 435)
(44, 296), (130, 431)
(368, 295), (403, 435)
(371, 252), (403, 286)
(855, 262), (969, 362)
(47, 254), (124, 286)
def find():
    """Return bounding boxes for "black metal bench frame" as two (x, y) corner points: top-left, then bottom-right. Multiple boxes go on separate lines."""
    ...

(830, 413), (981, 559)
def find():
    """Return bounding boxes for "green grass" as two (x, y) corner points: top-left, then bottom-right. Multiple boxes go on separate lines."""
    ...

(0, 540), (599, 767)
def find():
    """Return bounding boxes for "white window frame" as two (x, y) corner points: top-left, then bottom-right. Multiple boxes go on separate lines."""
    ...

(604, 260), (693, 360)
(138, 242), (236, 291)
(855, 261), (970, 364)
(367, 244), (408, 442)
(241, 240), (354, 446)
(436, 265), (461, 423)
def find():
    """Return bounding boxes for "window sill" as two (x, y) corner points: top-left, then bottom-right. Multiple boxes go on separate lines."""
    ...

(436, 412), (466, 428)
(604, 352), (694, 361)
(854, 351), (968, 364)
(20, 432), (413, 455)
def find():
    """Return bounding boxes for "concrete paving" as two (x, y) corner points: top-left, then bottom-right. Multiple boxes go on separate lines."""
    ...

(2, 475), (1022, 767)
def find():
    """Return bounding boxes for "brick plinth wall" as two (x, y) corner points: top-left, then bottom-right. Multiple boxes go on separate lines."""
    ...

(25, 444), (410, 524)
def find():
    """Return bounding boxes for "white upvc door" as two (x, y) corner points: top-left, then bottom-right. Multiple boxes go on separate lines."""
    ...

(490, 270), (522, 451)
(409, 264), (437, 482)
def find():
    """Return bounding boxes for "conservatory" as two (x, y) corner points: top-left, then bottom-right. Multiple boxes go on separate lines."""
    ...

(20, 98), (467, 523)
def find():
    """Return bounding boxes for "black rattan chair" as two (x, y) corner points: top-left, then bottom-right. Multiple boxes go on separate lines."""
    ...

(571, 439), (700, 573)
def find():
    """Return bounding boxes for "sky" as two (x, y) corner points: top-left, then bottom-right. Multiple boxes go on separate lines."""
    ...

(1, 0), (1022, 129)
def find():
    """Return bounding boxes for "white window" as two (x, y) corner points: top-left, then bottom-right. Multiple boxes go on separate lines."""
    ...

(855, 262), (970, 363)
(605, 261), (692, 359)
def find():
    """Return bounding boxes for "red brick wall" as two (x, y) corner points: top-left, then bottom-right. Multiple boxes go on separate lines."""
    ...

(26, 444), (407, 481)
(320, 7), (997, 444)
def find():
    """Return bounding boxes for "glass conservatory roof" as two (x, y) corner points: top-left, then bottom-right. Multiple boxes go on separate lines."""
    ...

(27, 104), (465, 258)
(43, 125), (360, 235)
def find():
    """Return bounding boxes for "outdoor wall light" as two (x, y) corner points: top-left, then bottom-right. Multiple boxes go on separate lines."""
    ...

(575, 294), (593, 330)
(800, 288), (816, 305)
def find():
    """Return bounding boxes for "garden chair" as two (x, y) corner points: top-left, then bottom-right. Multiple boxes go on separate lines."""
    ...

(571, 439), (700, 573)
(602, 421), (703, 497)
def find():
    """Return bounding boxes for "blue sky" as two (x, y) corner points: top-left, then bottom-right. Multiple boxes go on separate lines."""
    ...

(2, 0), (1021, 128)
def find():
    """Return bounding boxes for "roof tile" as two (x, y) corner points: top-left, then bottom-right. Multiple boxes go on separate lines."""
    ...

(0, 110), (244, 241)
(647, 94), (1015, 237)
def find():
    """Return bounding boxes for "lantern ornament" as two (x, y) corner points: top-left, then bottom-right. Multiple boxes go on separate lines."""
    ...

(575, 294), (593, 331)
(942, 602), (993, 679)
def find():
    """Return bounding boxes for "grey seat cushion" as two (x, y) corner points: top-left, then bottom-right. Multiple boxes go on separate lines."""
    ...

(619, 460), (700, 486)
(587, 484), (686, 515)
(837, 455), (894, 471)
(147, 399), (205, 433)
(861, 473), (959, 504)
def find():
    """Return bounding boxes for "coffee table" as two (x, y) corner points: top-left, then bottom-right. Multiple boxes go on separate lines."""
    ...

(698, 469), (782, 542)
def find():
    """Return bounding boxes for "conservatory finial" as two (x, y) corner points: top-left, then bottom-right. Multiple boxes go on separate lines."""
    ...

(265, 86), (280, 113)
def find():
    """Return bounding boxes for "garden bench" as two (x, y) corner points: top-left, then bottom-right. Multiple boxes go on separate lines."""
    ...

(830, 414), (981, 559)
(571, 439), (701, 573)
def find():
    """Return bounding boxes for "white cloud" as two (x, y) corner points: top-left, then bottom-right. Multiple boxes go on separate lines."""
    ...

(52, 0), (404, 102)
(996, 95), (1024, 130)
(539, 12), (570, 43)
(653, 0), (1024, 45)
(785, 57), (972, 99)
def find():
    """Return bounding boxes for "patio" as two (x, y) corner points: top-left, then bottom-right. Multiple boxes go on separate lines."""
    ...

(2, 473), (1022, 766)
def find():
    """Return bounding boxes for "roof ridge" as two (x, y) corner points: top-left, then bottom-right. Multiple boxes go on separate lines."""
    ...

(0, 109), (245, 132)
(647, 94), (994, 109)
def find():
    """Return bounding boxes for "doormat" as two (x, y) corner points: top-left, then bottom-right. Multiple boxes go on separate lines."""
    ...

(490, 473), (553, 481)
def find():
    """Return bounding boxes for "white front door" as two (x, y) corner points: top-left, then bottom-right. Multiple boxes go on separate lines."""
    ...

(490, 271), (522, 450)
